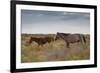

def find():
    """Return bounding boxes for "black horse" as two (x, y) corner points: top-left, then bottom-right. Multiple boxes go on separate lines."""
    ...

(55, 32), (86, 48)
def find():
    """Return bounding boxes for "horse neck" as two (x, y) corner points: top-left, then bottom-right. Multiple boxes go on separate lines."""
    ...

(59, 34), (65, 40)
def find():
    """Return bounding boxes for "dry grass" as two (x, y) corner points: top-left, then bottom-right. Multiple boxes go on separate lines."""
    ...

(21, 34), (90, 63)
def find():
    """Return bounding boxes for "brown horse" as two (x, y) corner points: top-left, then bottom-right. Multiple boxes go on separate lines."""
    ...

(28, 36), (54, 46)
(55, 32), (86, 48)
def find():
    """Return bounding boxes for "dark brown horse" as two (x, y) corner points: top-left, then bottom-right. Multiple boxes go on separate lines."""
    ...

(28, 36), (54, 46)
(55, 32), (86, 48)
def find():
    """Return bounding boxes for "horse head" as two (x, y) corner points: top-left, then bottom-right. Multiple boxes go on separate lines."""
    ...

(55, 32), (61, 40)
(55, 32), (70, 40)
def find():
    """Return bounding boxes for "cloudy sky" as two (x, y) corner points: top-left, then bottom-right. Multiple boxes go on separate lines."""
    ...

(21, 10), (90, 34)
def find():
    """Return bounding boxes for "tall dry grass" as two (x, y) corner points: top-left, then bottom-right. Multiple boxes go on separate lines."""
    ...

(21, 34), (90, 63)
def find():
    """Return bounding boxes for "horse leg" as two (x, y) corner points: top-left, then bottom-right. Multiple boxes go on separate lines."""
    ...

(66, 42), (70, 48)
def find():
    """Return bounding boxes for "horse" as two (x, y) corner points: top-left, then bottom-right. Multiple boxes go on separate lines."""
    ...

(55, 32), (86, 48)
(28, 36), (54, 46)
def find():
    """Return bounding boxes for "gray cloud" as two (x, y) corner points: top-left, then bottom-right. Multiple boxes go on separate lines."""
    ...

(21, 10), (90, 34)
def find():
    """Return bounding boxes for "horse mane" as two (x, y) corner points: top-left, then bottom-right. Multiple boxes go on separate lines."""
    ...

(57, 32), (70, 36)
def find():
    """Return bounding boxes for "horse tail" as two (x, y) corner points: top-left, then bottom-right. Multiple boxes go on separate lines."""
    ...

(29, 37), (32, 44)
(81, 35), (86, 44)
(79, 34), (87, 49)
(54, 34), (58, 40)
